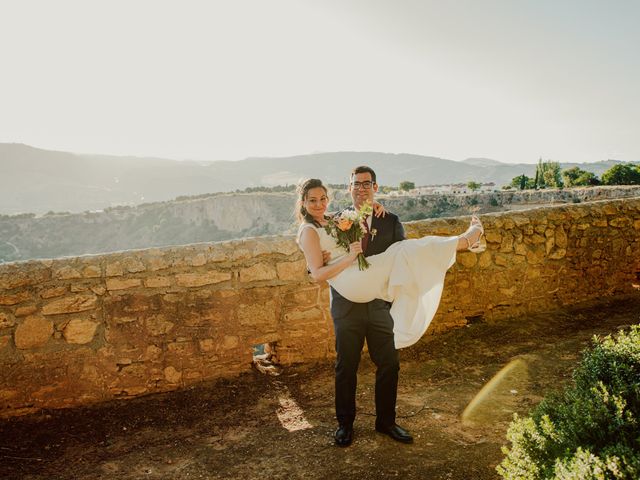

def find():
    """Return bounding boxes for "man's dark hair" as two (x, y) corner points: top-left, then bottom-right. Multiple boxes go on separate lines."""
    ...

(351, 165), (377, 184)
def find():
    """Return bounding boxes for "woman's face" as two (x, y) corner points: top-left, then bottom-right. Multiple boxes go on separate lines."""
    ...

(304, 186), (329, 219)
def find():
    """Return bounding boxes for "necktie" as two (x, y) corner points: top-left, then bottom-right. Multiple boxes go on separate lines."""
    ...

(361, 216), (371, 252)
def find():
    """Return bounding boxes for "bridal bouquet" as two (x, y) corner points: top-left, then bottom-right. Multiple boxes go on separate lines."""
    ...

(324, 201), (373, 270)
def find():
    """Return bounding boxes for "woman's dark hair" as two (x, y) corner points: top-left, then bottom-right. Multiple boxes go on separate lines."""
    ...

(295, 178), (328, 226)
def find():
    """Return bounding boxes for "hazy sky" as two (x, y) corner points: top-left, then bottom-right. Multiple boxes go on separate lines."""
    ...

(1, 0), (638, 164)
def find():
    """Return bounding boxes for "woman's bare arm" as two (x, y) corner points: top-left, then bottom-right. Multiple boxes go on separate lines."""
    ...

(299, 228), (361, 282)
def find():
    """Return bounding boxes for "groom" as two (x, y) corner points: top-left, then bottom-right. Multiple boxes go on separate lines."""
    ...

(330, 165), (413, 446)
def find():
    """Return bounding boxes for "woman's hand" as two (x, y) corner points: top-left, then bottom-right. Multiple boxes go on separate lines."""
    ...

(373, 201), (387, 218)
(348, 241), (363, 259)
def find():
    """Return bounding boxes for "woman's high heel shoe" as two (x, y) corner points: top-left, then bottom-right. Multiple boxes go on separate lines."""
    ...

(461, 215), (485, 253)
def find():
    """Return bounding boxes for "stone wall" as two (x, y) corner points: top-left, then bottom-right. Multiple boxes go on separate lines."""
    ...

(1, 199), (639, 417)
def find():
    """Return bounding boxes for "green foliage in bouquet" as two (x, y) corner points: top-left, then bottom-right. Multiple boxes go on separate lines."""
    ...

(497, 325), (640, 479)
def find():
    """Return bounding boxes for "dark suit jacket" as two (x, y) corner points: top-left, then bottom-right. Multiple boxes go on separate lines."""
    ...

(330, 211), (406, 319)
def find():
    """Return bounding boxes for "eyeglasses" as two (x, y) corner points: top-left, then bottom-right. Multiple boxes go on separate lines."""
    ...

(351, 181), (373, 190)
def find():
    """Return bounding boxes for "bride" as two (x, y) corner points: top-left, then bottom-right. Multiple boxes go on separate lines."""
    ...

(296, 178), (484, 348)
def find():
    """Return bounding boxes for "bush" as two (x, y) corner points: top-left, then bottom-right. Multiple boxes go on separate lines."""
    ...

(497, 325), (640, 479)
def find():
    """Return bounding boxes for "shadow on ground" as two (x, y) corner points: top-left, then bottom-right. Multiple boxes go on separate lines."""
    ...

(2, 297), (639, 480)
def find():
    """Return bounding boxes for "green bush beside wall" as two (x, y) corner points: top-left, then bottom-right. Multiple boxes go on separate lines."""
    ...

(497, 325), (640, 479)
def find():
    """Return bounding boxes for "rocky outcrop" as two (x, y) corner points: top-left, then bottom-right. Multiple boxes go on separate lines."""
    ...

(2, 187), (639, 264)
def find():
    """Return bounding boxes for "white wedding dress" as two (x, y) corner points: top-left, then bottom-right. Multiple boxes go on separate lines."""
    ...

(297, 224), (458, 349)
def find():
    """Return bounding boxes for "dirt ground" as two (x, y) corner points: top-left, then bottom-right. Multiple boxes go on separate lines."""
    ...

(1, 296), (639, 480)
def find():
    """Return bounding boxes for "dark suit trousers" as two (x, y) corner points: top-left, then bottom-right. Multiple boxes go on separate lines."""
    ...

(333, 298), (399, 428)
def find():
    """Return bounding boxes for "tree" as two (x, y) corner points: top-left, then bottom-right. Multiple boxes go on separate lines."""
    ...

(601, 163), (640, 185)
(535, 159), (563, 188)
(466, 181), (481, 191)
(562, 167), (600, 187)
(509, 174), (533, 190)
(399, 181), (415, 191)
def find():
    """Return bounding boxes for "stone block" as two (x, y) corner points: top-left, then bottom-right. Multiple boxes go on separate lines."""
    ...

(499, 234), (514, 253)
(609, 217), (631, 228)
(145, 314), (175, 336)
(239, 263), (277, 283)
(175, 271), (231, 287)
(42, 295), (97, 315)
(54, 266), (82, 279)
(190, 253), (207, 267)
(82, 265), (102, 278)
(276, 259), (307, 281)
(15, 305), (38, 317)
(512, 255), (526, 264)
(145, 345), (162, 361)
(238, 301), (277, 327)
(70, 284), (89, 293)
(477, 251), (492, 268)
(64, 318), (99, 344)
(164, 366), (182, 384)
(0, 335), (11, 350)
(545, 237), (555, 254)
(106, 278), (142, 291)
(549, 248), (567, 260)
(514, 243), (528, 256)
(499, 286), (517, 297)
(270, 239), (299, 256)
(555, 226), (568, 248)
(528, 234), (546, 244)
(145, 277), (171, 288)
(230, 248), (252, 261)
(167, 340), (195, 355)
(91, 286), (106, 295)
(207, 250), (228, 263)
(494, 253), (510, 267)
(40, 286), (68, 299)
(502, 219), (515, 230)
(0, 312), (15, 328)
(283, 288), (319, 307)
(106, 261), (124, 277)
(526, 246), (546, 265)
(199, 338), (216, 352)
(0, 267), (49, 290)
(0, 291), (31, 306)
(122, 257), (146, 273)
(147, 256), (170, 271)
(512, 215), (530, 227)
(222, 335), (239, 350)
(593, 218), (608, 227)
(14, 315), (53, 349)
(484, 231), (502, 243)
(457, 252), (477, 268)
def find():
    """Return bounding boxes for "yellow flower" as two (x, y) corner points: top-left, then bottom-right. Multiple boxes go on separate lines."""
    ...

(337, 218), (353, 231)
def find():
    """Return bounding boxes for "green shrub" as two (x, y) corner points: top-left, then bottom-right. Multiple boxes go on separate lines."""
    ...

(497, 325), (640, 479)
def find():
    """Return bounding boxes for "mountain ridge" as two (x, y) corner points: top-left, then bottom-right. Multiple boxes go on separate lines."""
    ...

(1, 143), (635, 215)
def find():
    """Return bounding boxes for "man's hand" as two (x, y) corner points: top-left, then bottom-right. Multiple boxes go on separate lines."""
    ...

(322, 250), (332, 265)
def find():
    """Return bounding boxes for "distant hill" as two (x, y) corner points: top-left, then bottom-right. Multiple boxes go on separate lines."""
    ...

(0, 143), (635, 214)
(3, 185), (640, 264)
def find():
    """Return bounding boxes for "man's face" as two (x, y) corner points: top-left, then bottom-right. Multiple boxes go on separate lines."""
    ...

(349, 172), (378, 210)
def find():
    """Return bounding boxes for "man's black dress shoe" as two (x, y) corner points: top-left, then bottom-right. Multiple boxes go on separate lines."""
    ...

(375, 423), (413, 444)
(334, 424), (353, 447)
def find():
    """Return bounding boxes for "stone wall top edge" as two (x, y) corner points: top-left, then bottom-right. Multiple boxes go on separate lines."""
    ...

(1, 198), (638, 273)
(405, 196), (640, 225)
(0, 234), (299, 272)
